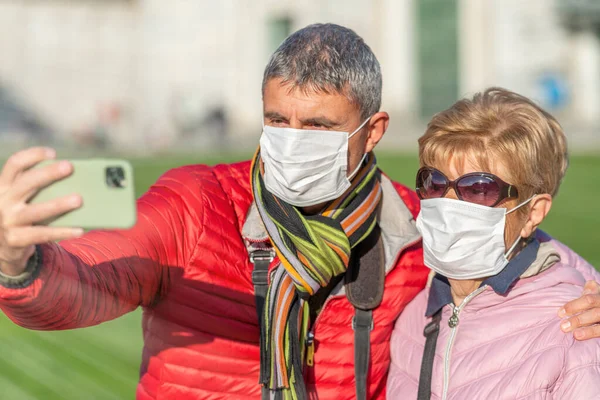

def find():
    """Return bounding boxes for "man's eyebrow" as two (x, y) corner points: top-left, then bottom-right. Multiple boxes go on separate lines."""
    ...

(301, 117), (341, 128)
(264, 111), (288, 120)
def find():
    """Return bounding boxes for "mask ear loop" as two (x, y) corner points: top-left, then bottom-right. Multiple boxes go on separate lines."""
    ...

(505, 195), (536, 215)
(347, 153), (368, 181)
(504, 234), (523, 259)
(503, 194), (537, 259)
(346, 116), (373, 180)
(348, 116), (372, 139)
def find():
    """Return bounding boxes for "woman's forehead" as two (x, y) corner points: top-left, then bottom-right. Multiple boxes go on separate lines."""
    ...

(431, 155), (512, 183)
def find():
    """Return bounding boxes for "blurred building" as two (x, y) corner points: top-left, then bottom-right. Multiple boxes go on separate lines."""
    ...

(0, 0), (598, 151)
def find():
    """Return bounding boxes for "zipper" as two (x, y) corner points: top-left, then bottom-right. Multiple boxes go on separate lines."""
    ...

(305, 294), (338, 366)
(303, 236), (422, 367)
(305, 331), (315, 366)
(441, 285), (488, 400)
(304, 292), (343, 368)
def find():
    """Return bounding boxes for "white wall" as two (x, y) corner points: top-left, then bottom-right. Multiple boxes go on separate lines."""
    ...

(458, 0), (575, 109)
(0, 0), (418, 149)
(569, 30), (600, 125)
(2, 0), (594, 150)
(0, 2), (137, 143)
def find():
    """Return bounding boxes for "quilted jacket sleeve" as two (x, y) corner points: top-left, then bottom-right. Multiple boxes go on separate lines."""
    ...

(0, 167), (204, 330)
(553, 364), (600, 399)
(553, 339), (600, 399)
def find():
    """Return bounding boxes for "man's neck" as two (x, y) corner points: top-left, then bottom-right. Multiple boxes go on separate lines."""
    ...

(301, 203), (327, 215)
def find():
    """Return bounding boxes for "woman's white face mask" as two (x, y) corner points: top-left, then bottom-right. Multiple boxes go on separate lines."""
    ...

(416, 196), (535, 280)
(259, 117), (370, 207)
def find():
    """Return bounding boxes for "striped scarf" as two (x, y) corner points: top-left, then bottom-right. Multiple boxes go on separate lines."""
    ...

(251, 151), (383, 399)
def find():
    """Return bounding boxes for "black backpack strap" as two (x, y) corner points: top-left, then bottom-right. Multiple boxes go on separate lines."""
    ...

(417, 310), (442, 400)
(249, 249), (274, 328)
(353, 308), (374, 400)
(249, 248), (275, 400)
(347, 228), (385, 400)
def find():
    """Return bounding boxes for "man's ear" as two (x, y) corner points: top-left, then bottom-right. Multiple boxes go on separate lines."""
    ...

(365, 112), (389, 153)
(520, 194), (553, 238)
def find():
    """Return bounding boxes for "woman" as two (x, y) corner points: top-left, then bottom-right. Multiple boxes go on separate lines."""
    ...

(387, 88), (600, 399)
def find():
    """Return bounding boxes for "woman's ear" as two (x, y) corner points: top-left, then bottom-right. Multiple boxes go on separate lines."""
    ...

(520, 194), (553, 238)
(365, 112), (389, 153)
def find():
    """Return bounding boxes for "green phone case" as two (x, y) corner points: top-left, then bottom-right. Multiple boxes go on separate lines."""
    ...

(29, 159), (137, 229)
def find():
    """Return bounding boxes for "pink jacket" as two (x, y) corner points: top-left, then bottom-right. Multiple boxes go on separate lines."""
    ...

(388, 234), (600, 400)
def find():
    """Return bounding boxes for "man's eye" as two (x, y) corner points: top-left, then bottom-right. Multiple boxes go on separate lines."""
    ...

(307, 123), (328, 129)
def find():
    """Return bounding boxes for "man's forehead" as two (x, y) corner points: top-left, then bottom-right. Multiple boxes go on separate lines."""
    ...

(263, 78), (360, 121)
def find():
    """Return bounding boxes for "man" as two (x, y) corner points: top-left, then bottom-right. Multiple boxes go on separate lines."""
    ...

(0, 24), (597, 400)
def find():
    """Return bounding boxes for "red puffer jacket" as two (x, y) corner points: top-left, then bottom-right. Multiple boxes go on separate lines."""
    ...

(0, 161), (428, 399)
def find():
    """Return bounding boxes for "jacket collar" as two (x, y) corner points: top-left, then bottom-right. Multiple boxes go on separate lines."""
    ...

(242, 174), (421, 285)
(425, 235), (561, 317)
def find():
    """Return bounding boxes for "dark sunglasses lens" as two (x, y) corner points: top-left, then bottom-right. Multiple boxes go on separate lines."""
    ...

(417, 169), (447, 199)
(456, 175), (501, 206)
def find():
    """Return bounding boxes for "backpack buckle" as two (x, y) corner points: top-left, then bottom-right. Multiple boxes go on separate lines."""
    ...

(352, 313), (374, 331)
(250, 250), (275, 286)
(249, 249), (275, 264)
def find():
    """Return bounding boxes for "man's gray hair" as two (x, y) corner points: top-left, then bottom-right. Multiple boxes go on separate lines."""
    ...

(262, 23), (382, 120)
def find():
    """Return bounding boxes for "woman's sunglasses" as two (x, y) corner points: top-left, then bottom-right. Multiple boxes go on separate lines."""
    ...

(416, 167), (519, 207)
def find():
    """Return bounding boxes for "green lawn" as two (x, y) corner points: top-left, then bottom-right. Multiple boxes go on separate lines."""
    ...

(0, 152), (598, 399)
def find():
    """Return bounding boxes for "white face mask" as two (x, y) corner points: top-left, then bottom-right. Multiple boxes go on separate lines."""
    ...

(259, 117), (370, 207)
(415, 196), (534, 280)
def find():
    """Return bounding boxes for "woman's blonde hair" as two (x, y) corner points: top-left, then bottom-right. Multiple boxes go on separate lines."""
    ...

(419, 87), (569, 202)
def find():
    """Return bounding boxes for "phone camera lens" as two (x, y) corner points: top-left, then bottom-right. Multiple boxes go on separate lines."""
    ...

(105, 167), (126, 188)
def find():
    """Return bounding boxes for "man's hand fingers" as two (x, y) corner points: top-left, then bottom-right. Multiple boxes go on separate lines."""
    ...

(0, 147), (56, 185)
(582, 280), (600, 296)
(3, 226), (83, 248)
(560, 306), (600, 332)
(11, 195), (82, 226)
(573, 324), (600, 341)
(11, 160), (73, 202)
(558, 284), (600, 341)
(559, 293), (600, 318)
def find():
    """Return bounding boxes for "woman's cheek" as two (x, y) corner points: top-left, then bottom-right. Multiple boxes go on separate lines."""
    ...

(503, 212), (527, 249)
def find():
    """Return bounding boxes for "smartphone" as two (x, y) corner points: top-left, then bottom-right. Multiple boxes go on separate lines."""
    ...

(29, 159), (137, 229)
